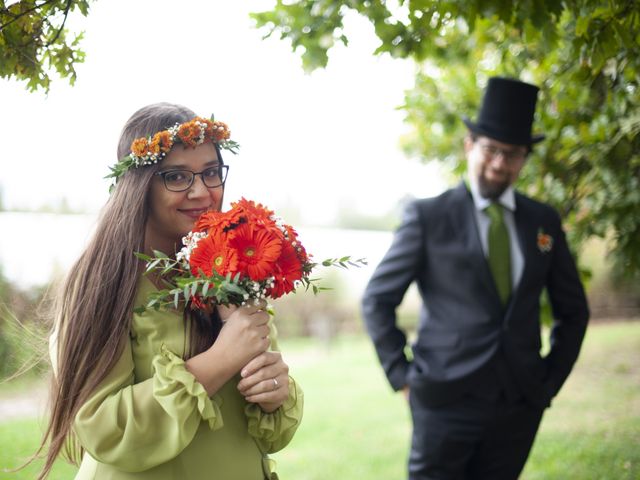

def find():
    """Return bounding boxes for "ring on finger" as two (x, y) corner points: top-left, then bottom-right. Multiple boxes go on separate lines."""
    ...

(272, 377), (279, 391)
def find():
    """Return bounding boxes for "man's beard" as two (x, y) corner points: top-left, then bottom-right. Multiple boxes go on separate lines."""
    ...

(478, 175), (509, 200)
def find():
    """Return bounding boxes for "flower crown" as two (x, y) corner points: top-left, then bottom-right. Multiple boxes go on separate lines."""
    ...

(107, 115), (239, 187)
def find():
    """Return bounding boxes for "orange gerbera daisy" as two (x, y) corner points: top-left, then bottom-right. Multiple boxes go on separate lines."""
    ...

(229, 223), (282, 281)
(269, 241), (304, 298)
(234, 197), (274, 216)
(131, 138), (149, 157)
(189, 232), (239, 277)
(232, 198), (277, 228)
(194, 210), (236, 234)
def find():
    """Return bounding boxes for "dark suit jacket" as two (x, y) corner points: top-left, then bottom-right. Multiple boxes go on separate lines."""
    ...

(362, 182), (589, 408)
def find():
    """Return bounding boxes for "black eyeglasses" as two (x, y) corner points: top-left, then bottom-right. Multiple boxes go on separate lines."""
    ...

(477, 143), (527, 164)
(155, 165), (229, 192)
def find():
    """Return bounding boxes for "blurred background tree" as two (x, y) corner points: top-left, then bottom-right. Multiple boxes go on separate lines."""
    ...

(0, 0), (91, 92)
(252, 0), (640, 282)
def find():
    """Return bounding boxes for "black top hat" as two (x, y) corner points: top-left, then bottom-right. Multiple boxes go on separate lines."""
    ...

(463, 77), (545, 145)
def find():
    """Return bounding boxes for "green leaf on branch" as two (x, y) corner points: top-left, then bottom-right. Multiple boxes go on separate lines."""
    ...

(0, 0), (91, 93)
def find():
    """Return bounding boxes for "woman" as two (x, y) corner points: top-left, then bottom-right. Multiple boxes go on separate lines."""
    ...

(40, 103), (303, 479)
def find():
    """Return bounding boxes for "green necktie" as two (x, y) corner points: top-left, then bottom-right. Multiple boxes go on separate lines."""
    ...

(485, 203), (511, 305)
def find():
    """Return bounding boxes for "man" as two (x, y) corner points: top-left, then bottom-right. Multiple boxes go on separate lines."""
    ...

(362, 77), (589, 479)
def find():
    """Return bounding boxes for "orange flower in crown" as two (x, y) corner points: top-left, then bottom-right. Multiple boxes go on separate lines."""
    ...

(107, 114), (239, 191)
(177, 120), (202, 148)
(149, 131), (172, 156)
(131, 138), (150, 157)
(201, 117), (231, 142)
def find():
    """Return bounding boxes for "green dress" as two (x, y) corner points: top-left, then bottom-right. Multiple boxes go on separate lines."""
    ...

(61, 277), (303, 479)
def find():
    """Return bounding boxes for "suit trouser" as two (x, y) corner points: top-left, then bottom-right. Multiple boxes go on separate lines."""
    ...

(407, 376), (545, 480)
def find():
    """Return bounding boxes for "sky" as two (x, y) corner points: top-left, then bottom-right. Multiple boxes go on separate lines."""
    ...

(0, 0), (447, 225)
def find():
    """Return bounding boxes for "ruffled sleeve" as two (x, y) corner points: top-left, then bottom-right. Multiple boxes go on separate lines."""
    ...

(73, 338), (223, 472)
(153, 345), (224, 430)
(244, 375), (304, 453)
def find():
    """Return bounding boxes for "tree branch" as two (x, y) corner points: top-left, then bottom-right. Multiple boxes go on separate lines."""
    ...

(44, 0), (72, 47)
(0, 0), (58, 31)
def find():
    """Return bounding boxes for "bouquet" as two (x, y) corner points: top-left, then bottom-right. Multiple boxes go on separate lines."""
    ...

(135, 198), (366, 313)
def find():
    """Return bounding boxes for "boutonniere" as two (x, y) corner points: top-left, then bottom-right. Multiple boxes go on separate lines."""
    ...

(537, 228), (553, 253)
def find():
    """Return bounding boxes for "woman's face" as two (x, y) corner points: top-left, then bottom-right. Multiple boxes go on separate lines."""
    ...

(145, 142), (224, 254)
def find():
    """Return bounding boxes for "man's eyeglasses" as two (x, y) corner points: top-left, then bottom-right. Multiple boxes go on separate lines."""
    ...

(155, 165), (229, 192)
(478, 143), (527, 163)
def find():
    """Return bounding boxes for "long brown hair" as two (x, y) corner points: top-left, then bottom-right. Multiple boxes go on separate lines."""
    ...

(37, 103), (221, 478)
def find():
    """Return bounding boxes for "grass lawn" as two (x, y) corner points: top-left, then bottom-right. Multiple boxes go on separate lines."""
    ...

(521, 321), (640, 480)
(1, 321), (638, 479)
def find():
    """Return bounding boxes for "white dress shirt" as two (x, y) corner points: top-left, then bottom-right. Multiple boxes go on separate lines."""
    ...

(468, 180), (524, 291)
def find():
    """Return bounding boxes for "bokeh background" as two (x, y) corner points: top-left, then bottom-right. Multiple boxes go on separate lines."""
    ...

(1, 1), (638, 479)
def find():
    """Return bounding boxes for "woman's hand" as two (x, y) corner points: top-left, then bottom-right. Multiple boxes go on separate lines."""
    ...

(237, 351), (290, 413)
(214, 302), (271, 373)
(185, 302), (270, 396)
